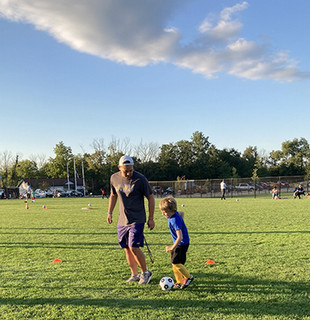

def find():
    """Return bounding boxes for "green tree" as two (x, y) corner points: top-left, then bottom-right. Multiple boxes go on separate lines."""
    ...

(45, 142), (73, 178)
(242, 146), (258, 177)
(268, 138), (310, 176)
(14, 160), (38, 180)
(158, 143), (179, 180)
(218, 148), (243, 178)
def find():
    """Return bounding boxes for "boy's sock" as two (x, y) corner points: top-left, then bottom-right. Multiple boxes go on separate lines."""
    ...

(173, 263), (191, 280)
(172, 264), (184, 283)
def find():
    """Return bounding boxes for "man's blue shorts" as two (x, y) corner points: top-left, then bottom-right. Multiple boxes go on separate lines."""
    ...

(117, 223), (145, 248)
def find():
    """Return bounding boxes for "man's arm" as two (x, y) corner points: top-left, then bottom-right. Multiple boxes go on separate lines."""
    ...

(147, 194), (155, 230)
(107, 192), (118, 224)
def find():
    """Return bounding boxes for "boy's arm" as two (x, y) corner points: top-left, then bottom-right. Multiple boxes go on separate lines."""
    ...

(166, 229), (183, 252)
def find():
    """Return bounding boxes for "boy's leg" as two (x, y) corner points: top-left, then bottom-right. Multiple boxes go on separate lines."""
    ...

(172, 264), (184, 283)
(173, 263), (191, 279)
(171, 244), (191, 286)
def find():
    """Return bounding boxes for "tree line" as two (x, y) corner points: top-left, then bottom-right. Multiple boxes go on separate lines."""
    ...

(1, 132), (309, 194)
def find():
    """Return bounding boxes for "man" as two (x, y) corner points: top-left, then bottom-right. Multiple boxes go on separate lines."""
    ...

(293, 184), (305, 199)
(107, 155), (155, 284)
(220, 179), (227, 200)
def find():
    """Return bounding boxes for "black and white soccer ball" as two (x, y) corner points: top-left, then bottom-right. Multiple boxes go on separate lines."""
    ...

(159, 276), (174, 291)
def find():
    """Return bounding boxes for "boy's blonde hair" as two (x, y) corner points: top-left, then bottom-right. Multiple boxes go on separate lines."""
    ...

(159, 196), (177, 213)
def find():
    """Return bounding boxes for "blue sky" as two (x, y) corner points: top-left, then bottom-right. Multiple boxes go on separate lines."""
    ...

(0, 0), (309, 160)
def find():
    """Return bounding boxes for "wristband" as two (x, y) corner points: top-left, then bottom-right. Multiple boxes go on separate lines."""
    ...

(107, 212), (113, 215)
(148, 217), (154, 220)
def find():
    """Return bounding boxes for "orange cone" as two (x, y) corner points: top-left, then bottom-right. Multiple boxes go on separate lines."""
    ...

(206, 259), (216, 265)
(52, 258), (62, 263)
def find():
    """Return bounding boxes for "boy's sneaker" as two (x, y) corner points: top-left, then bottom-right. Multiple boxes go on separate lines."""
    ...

(181, 275), (194, 289)
(173, 283), (182, 289)
(126, 274), (140, 282)
(138, 270), (153, 285)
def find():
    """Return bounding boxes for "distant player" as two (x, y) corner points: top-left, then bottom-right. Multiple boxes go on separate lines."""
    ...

(159, 196), (194, 289)
(293, 184), (305, 199)
(272, 186), (279, 199)
(31, 190), (36, 203)
(220, 179), (226, 200)
(100, 188), (108, 199)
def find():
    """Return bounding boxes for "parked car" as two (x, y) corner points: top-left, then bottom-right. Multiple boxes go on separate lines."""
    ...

(234, 183), (255, 191)
(34, 189), (46, 198)
(152, 186), (162, 195)
(0, 189), (5, 199)
(274, 181), (289, 188)
(45, 188), (65, 198)
(65, 190), (84, 197)
(77, 187), (88, 196)
(164, 187), (174, 195)
(45, 189), (54, 197)
(260, 182), (272, 190)
(254, 184), (264, 191)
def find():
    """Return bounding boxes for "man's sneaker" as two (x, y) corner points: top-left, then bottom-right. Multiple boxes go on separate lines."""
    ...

(181, 275), (194, 289)
(173, 283), (182, 289)
(138, 270), (153, 285)
(126, 274), (140, 282)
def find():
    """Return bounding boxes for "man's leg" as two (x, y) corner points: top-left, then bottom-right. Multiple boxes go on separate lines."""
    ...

(127, 224), (147, 273)
(127, 224), (153, 284)
(129, 247), (147, 273)
(124, 248), (139, 275)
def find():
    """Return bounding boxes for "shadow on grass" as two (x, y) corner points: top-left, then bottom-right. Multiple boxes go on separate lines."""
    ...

(0, 242), (119, 249)
(0, 272), (309, 317)
(0, 227), (117, 236)
(1, 228), (309, 236)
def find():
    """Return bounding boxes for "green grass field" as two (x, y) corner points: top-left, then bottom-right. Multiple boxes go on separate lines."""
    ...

(0, 196), (309, 319)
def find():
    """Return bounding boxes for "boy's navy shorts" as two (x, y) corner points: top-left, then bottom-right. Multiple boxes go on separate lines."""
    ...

(171, 243), (189, 265)
(117, 223), (144, 248)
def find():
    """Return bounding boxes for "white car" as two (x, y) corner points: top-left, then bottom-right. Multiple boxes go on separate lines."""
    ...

(34, 189), (46, 198)
(234, 183), (254, 191)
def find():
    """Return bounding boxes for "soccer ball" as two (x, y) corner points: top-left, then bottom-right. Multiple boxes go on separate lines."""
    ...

(159, 276), (174, 291)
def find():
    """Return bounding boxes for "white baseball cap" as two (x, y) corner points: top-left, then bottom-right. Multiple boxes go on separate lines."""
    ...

(119, 155), (134, 166)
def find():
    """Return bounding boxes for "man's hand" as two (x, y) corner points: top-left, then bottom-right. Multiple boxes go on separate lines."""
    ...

(107, 213), (113, 224)
(147, 219), (155, 230)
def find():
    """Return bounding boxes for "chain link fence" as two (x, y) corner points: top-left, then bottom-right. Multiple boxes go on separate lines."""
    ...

(149, 176), (310, 199)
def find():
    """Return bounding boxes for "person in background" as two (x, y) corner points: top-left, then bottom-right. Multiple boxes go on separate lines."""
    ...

(293, 184), (305, 199)
(272, 186), (279, 199)
(220, 179), (227, 200)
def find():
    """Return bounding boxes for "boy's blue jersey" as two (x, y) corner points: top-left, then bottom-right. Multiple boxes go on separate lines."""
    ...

(168, 212), (190, 246)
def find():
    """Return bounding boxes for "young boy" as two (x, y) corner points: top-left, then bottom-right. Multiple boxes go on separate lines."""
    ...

(159, 196), (194, 289)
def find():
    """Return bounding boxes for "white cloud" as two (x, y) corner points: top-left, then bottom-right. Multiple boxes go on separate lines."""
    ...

(0, 0), (181, 66)
(0, 0), (307, 81)
(220, 1), (248, 21)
